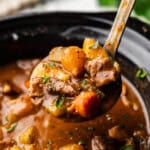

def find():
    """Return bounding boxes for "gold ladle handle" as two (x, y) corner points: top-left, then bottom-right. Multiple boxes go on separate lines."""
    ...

(104, 0), (135, 57)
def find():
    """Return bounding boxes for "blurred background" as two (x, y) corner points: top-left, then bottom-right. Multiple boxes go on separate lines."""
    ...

(0, 0), (149, 24)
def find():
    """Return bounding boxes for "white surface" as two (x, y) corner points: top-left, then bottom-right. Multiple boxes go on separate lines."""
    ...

(23, 0), (115, 13)
(0, 0), (116, 16)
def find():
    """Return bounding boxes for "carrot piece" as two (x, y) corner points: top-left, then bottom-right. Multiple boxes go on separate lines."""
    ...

(25, 80), (30, 89)
(73, 91), (101, 118)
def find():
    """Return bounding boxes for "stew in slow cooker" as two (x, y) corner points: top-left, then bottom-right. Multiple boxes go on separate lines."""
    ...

(0, 38), (149, 150)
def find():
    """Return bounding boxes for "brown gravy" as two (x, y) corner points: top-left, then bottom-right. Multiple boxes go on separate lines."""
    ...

(0, 59), (149, 150)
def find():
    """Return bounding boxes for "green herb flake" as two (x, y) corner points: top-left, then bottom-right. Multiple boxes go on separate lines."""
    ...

(56, 96), (65, 108)
(81, 79), (87, 86)
(49, 86), (56, 92)
(48, 140), (52, 145)
(78, 140), (86, 146)
(137, 123), (144, 129)
(89, 40), (99, 49)
(87, 127), (95, 131)
(119, 123), (125, 129)
(120, 145), (133, 150)
(43, 74), (51, 84)
(136, 69), (147, 79)
(49, 62), (56, 67)
(42, 63), (47, 68)
(122, 113), (129, 119)
(68, 131), (76, 137)
(47, 140), (52, 150)
(96, 91), (105, 99)
(6, 123), (17, 133)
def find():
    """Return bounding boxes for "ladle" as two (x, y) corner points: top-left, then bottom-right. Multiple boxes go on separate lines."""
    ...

(29, 0), (135, 121)
(104, 0), (135, 57)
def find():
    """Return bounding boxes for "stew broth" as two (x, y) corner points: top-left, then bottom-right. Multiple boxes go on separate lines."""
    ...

(0, 59), (149, 149)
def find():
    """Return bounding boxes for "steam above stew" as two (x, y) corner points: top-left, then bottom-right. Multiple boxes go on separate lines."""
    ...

(0, 38), (149, 150)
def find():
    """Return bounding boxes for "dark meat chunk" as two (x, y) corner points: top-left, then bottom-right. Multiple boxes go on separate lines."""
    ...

(0, 139), (15, 149)
(91, 136), (106, 150)
(29, 76), (81, 97)
(46, 78), (80, 96)
(85, 57), (117, 87)
(29, 77), (44, 97)
(91, 136), (117, 150)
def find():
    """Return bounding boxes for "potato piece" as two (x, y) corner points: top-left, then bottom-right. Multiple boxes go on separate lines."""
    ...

(45, 104), (66, 117)
(69, 91), (101, 118)
(31, 62), (70, 81)
(49, 47), (64, 62)
(9, 96), (34, 118)
(23, 144), (41, 150)
(61, 46), (86, 77)
(2, 83), (11, 94)
(83, 38), (108, 59)
(19, 126), (38, 144)
(6, 113), (18, 124)
(113, 61), (121, 73)
(10, 145), (21, 150)
(59, 144), (84, 150)
(108, 125), (128, 140)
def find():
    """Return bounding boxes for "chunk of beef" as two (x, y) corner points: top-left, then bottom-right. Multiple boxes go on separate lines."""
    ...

(0, 139), (15, 149)
(29, 76), (81, 97)
(29, 77), (44, 97)
(46, 78), (80, 96)
(91, 136), (117, 150)
(85, 57), (117, 87)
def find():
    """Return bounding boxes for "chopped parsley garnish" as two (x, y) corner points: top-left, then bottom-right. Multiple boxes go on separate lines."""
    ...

(47, 140), (52, 150)
(68, 131), (76, 137)
(6, 123), (17, 133)
(48, 140), (52, 145)
(42, 63), (47, 68)
(137, 123), (144, 129)
(49, 86), (56, 92)
(119, 123), (125, 129)
(89, 40), (99, 49)
(81, 79), (87, 86)
(78, 140), (86, 146)
(120, 145), (133, 150)
(136, 68), (147, 79)
(87, 127), (95, 131)
(56, 96), (65, 108)
(122, 113), (129, 119)
(49, 62), (56, 67)
(96, 90), (105, 99)
(43, 74), (51, 84)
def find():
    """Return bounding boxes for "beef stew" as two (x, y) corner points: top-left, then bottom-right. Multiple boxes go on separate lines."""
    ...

(0, 38), (149, 149)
